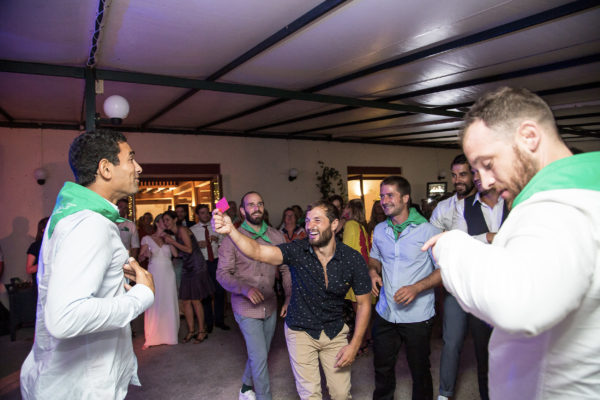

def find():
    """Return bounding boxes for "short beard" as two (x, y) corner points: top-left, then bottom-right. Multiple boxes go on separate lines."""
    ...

(507, 145), (538, 208)
(244, 210), (264, 226)
(457, 181), (475, 197)
(309, 226), (333, 248)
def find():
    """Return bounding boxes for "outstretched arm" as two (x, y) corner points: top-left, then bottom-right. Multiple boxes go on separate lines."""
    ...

(212, 209), (283, 265)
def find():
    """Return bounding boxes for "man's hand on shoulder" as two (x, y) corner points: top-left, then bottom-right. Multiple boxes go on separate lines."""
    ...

(123, 258), (155, 294)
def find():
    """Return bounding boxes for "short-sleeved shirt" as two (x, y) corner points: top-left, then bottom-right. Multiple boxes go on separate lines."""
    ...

(278, 238), (371, 339)
(371, 221), (441, 323)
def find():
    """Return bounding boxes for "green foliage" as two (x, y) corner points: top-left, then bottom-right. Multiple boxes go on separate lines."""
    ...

(315, 161), (346, 200)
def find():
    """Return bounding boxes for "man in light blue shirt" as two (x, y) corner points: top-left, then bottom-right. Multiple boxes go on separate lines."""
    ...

(369, 176), (441, 400)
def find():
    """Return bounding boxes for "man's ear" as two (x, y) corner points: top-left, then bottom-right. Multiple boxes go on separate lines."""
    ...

(97, 158), (112, 180)
(402, 194), (410, 204)
(331, 218), (339, 232)
(239, 206), (246, 219)
(516, 121), (541, 152)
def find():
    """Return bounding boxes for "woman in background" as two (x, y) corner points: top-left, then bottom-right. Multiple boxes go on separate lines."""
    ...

(342, 199), (374, 355)
(26, 217), (49, 285)
(162, 210), (214, 343)
(139, 214), (179, 349)
(367, 200), (386, 236)
(279, 207), (306, 243)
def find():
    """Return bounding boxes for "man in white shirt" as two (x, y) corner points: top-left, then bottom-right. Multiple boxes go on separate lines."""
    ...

(425, 87), (600, 399)
(191, 204), (230, 332)
(116, 198), (140, 258)
(20, 129), (155, 400)
(429, 154), (476, 232)
(439, 171), (507, 400)
(430, 154), (476, 400)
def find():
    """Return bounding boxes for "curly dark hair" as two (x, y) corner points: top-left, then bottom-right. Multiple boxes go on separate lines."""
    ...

(69, 129), (127, 187)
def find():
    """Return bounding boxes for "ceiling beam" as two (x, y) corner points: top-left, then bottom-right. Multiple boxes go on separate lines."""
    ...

(0, 106), (14, 122)
(140, 0), (349, 127)
(257, 56), (600, 135)
(0, 60), (461, 117)
(196, 0), (599, 129)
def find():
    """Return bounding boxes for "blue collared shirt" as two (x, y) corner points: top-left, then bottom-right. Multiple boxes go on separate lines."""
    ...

(371, 220), (441, 323)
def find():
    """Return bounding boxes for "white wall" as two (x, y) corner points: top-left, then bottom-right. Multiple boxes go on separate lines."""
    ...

(0, 127), (461, 282)
(3, 127), (597, 282)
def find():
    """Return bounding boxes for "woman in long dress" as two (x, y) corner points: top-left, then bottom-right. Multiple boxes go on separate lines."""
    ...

(162, 210), (214, 343)
(139, 214), (180, 348)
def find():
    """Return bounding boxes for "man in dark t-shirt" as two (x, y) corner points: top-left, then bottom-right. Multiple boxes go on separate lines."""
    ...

(213, 200), (371, 400)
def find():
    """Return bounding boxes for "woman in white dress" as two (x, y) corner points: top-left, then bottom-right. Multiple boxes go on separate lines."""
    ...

(139, 214), (180, 348)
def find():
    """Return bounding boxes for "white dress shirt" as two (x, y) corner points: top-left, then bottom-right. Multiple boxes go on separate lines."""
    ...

(117, 220), (140, 250)
(190, 220), (222, 261)
(430, 193), (465, 232)
(21, 208), (154, 400)
(453, 193), (505, 243)
(434, 189), (600, 399)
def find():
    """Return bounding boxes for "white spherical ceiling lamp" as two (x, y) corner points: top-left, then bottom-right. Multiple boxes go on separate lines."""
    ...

(103, 95), (130, 124)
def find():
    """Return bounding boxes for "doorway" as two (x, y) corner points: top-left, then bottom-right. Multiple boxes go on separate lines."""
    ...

(347, 166), (402, 221)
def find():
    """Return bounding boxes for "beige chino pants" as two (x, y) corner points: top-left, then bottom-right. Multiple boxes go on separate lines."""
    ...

(284, 323), (352, 400)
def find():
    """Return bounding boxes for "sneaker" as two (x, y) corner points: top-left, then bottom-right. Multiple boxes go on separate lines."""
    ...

(438, 396), (450, 400)
(239, 389), (257, 400)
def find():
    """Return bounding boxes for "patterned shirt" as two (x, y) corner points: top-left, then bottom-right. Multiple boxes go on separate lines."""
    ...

(278, 238), (372, 339)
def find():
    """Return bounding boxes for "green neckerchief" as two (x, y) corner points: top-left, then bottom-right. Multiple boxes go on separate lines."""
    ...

(241, 220), (272, 244)
(512, 151), (600, 208)
(386, 207), (427, 240)
(48, 182), (128, 238)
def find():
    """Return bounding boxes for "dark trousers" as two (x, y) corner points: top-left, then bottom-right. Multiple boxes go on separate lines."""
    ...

(439, 293), (492, 400)
(202, 259), (226, 328)
(372, 312), (434, 400)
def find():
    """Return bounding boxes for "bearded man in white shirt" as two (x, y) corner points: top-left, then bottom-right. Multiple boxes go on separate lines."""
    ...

(20, 129), (155, 400)
(424, 87), (600, 399)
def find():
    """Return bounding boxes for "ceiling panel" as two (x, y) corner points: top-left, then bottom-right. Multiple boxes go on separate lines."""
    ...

(0, 72), (83, 123)
(0, 0), (97, 65)
(96, 0), (323, 77)
(0, 0), (598, 148)
(222, 0), (572, 89)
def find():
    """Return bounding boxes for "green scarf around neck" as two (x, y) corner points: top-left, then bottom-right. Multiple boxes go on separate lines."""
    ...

(512, 151), (600, 208)
(48, 182), (128, 238)
(241, 220), (272, 243)
(387, 207), (427, 240)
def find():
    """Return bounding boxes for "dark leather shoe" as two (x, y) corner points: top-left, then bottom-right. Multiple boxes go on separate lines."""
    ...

(206, 325), (213, 333)
(215, 323), (230, 331)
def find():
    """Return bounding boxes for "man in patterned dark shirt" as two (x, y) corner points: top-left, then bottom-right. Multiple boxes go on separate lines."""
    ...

(213, 200), (372, 400)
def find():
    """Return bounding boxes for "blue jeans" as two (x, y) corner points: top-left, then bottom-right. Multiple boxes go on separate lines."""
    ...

(234, 311), (277, 400)
(439, 293), (491, 399)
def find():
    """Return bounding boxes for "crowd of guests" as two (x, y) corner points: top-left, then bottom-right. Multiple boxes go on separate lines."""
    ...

(17, 88), (599, 400)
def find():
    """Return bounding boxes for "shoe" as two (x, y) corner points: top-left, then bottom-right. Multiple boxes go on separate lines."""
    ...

(193, 331), (208, 343)
(438, 396), (450, 400)
(215, 323), (231, 331)
(239, 389), (256, 400)
(182, 331), (198, 343)
(206, 324), (213, 334)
